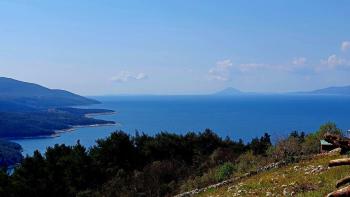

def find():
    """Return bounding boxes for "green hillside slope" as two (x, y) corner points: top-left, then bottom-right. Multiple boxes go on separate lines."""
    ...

(197, 152), (349, 197)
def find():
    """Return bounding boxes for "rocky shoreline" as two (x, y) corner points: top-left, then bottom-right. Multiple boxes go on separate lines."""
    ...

(51, 122), (117, 138)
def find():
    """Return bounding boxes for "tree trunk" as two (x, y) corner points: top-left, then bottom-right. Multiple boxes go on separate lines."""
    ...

(327, 185), (350, 197)
(336, 176), (350, 188)
(329, 158), (350, 167)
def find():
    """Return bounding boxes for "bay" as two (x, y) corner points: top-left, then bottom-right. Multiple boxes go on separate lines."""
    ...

(13, 95), (350, 156)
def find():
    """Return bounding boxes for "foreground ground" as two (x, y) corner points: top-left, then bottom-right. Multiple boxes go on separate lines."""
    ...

(198, 152), (350, 197)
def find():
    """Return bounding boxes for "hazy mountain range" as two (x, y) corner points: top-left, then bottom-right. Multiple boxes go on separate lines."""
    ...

(0, 77), (98, 110)
(214, 86), (350, 96)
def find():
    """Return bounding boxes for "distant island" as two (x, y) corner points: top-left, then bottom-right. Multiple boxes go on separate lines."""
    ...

(296, 85), (350, 96)
(214, 85), (350, 96)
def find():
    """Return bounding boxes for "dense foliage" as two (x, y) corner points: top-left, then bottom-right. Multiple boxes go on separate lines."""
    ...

(0, 122), (343, 197)
(0, 108), (115, 138)
(0, 140), (22, 167)
(0, 129), (250, 197)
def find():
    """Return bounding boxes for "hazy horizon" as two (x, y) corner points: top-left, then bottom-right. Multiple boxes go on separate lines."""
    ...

(1, 1), (350, 95)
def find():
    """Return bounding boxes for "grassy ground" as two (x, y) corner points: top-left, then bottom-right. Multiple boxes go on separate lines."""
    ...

(197, 153), (350, 197)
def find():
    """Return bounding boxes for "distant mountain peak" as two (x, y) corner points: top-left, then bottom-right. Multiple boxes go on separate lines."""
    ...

(214, 87), (243, 95)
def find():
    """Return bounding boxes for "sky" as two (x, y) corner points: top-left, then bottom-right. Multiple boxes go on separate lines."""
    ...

(1, 0), (350, 95)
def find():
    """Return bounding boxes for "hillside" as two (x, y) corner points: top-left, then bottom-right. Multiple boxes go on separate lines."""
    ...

(0, 77), (99, 108)
(196, 152), (349, 196)
(0, 123), (345, 196)
(0, 140), (23, 166)
(0, 109), (115, 138)
(0, 77), (115, 138)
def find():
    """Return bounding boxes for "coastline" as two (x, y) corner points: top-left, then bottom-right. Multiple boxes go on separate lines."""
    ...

(84, 111), (117, 118)
(8, 111), (118, 141)
(50, 122), (118, 138)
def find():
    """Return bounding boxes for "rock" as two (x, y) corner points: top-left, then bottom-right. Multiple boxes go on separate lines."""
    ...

(329, 147), (342, 153)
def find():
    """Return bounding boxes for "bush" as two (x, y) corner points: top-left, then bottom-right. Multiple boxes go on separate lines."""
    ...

(274, 136), (302, 161)
(236, 151), (258, 174)
(216, 162), (235, 181)
(301, 133), (319, 155)
(209, 147), (238, 166)
(179, 169), (217, 192)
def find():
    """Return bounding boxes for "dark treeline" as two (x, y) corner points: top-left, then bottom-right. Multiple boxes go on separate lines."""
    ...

(0, 108), (115, 138)
(0, 140), (23, 167)
(0, 129), (268, 197)
(0, 123), (342, 197)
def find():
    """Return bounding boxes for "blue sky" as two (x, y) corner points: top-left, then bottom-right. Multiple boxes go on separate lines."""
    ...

(1, 0), (350, 95)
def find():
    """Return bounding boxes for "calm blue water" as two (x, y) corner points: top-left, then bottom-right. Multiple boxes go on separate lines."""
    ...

(13, 95), (350, 156)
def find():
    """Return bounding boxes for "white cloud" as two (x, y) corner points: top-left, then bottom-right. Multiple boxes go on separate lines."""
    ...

(209, 54), (349, 82)
(135, 72), (148, 80)
(111, 71), (148, 83)
(208, 59), (233, 81)
(292, 57), (307, 65)
(208, 59), (292, 81)
(320, 54), (346, 69)
(216, 59), (233, 69)
(341, 41), (350, 52)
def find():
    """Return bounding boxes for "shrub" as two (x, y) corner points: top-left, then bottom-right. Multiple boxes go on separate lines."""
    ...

(216, 162), (235, 181)
(179, 169), (217, 192)
(301, 133), (319, 155)
(274, 136), (302, 161)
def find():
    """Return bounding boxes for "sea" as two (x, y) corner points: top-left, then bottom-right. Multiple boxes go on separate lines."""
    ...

(12, 95), (350, 156)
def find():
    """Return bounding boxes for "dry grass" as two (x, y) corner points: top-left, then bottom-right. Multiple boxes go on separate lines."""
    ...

(197, 153), (350, 197)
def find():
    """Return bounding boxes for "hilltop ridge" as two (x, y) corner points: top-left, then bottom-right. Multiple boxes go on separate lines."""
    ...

(0, 77), (114, 138)
(197, 152), (347, 196)
(0, 77), (99, 108)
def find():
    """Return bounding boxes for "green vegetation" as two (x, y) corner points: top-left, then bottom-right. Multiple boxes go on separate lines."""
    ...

(196, 122), (345, 196)
(0, 140), (22, 167)
(216, 162), (236, 181)
(198, 153), (349, 196)
(0, 76), (114, 138)
(0, 122), (344, 196)
(0, 129), (251, 197)
(0, 77), (115, 167)
(0, 108), (115, 138)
